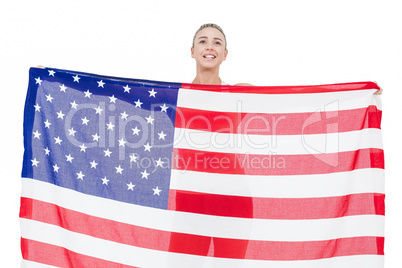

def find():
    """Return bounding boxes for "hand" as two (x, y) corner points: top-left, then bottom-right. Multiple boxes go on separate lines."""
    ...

(374, 81), (383, 95)
(36, 65), (45, 68)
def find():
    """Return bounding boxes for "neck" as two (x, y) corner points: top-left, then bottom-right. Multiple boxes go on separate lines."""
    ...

(192, 67), (222, 85)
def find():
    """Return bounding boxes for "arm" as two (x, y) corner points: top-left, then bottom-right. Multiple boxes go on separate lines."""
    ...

(234, 83), (254, 86)
(234, 82), (383, 95)
(374, 81), (383, 95)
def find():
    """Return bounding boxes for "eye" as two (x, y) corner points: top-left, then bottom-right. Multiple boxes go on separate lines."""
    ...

(199, 40), (206, 44)
(214, 41), (222, 45)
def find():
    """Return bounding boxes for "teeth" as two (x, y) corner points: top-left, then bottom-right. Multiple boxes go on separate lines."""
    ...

(204, 55), (215, 58)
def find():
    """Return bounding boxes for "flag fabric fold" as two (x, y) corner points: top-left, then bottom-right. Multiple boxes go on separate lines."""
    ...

(21, 67), (384, 267)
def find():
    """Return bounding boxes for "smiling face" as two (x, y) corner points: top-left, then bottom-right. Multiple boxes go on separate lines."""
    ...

(191, 27), (228, 70)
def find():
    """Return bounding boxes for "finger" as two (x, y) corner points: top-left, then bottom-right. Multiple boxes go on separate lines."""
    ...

(373, 81), (382, 95)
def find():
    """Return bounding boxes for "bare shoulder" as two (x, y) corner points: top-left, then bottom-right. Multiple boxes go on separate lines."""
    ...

(234, 83), (254, 86)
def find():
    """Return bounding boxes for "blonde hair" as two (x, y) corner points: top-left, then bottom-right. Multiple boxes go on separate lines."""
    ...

(192, 23), (227, 50)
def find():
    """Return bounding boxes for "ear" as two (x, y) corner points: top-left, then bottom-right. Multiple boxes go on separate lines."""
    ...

(223, 49), (228, 61)
(191, 47), (195, 58)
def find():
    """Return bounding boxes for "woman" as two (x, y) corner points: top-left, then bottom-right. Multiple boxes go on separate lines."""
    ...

(190, 23), (253, 86)
(190, 23), (383, 95)
(168, 23), (253, 261)
(169, 23), (383, 261)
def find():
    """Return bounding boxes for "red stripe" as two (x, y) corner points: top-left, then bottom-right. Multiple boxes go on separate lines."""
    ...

(20, 197), (170, 252)
(168, 234), (384, 260)
(20, 198), (384, 260)
(181, 81), (380, 94)
(175, 106), (382, 135)
(244, 236), (384, 260)
(168, 190), (385, 219)
(21, 238), (137, 268)
(172, 148), (384, 175)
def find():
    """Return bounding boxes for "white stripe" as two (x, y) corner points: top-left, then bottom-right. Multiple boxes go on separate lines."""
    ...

(21, 178), (384, 241)
(21, 219), (384, 268)
(373, 94), (382, 110)
(170, 168), (385, 198)
(21, 260), (58, 268)
(177, 88), (379, 113)
(173, 128), (383, 155)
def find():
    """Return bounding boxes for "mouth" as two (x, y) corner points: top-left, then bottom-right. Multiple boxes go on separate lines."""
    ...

(203, 54), (216, 59)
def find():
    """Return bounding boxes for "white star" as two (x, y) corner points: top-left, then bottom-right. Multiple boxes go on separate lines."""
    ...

(57, 111), (65, 119)
(145, 115), (154, 125)
(44, 147), (50, 155)
(54, 136), (62, 145)
(34, 103), (41, 112)
(92, 133), (100, 142)
(31, 158), (39, 167)
(44, 119), (52, 128)
(115, 165), (124, 174)
(68, 127), (76, 136)
(84, 90), (92, 98)
(104, 148), (112, 157)
(106, 122), (115, 130)
(118, 138), (127, 147)
(160, 103), (168, 112)
(79, 143), (87, 152)
(76, 171), (85, 180)
(48, 70), (55, 76)
(109, 95), (117, 103)
(73, 75), (80, 83)
(45, 94), (53, 102)
(141, 169), (150, 179)
(59, 84), (67, 92)
(155, 158), (164, 168)
(33, 130), (41, 139)
(120, 111), (129, 120)
(130, 153), (138, 163)
(101, 177), (109, 185)
(70, 101), (78, 109)
(66, 154), (74, 162)
(94, 106), (103, 114)
(134, 99), (142, 108)
(123, 85), (131, 93)
(158, 131), (167, 140)
(143, 142), (152, 152)
(81, 117), (89, 125)
(132, 126), (141, 135)
(148, 88), (157, 98)
(90, 160), (98, 169)
(53, 164), (60, 173)
(127, 182), (135, 191)
(35, 77), (43, 85)
(97, 80), (105, 88)
(153, 186), (162, 196)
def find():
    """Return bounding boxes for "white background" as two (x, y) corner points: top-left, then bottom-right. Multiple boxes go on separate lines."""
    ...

(1, 0), (401, 266)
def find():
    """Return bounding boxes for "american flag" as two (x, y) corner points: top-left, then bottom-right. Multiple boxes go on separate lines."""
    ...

(21, 67), (384, 267)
